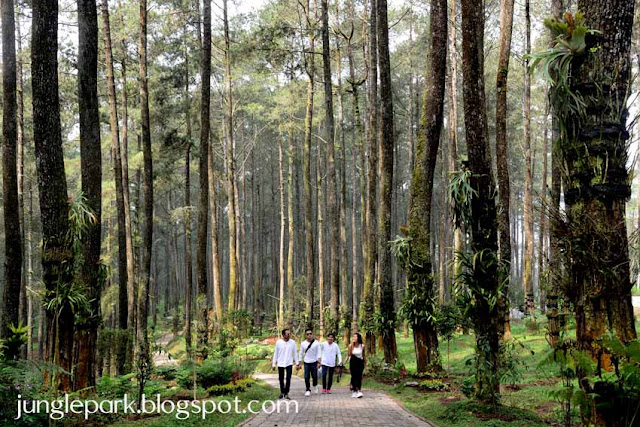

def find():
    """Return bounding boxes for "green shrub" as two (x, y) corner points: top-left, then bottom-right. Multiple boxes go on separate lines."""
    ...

(418, 379), (450, 392)
(207, 378), (255, 396)
(97, 373), (137, 398)
(155, 365), (178, 381)
(177, 358), (240, 389)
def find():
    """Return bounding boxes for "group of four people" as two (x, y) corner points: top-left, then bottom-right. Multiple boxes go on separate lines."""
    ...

(271, 328), (366, 399)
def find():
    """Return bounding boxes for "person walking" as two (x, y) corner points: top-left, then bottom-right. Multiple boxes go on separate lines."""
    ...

(320, 333), (342, 394)
(345, 332), (365, 398)
(298, 328), (322, 397)
(272, 328), (299, 399)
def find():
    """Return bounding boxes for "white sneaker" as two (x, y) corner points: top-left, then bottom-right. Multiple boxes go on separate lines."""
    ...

(356, 392), (363, 398)
(305, 390), (311, 397)
(351, 392), (357, 398)
(314, 386), (319, 394)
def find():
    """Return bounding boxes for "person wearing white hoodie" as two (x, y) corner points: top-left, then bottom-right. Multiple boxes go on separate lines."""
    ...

(320, 333), (342, 393)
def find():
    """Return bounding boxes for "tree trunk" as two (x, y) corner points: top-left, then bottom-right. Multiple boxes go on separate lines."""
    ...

(287, 128), (295, 328)
(75, 0), (102, 390)
(321, 0), (341, 335)
(376, 0), (399, 364)
(461, 0), (502, 404)
(136, 0), (153, 378)
(197, 0), (211, 361)
(1, 0), (23, 348)
(361, 0), (378, 356)
(522, 0), (534, 315)
(555, 2), (637, 423)
(495, 0), (514, 337)
(317, 142), (326, 337)
(32, 0), (74, 390)
(405, 0), (446, 373)
(302, 0), (316, 329)
(278, 135), (286, 330)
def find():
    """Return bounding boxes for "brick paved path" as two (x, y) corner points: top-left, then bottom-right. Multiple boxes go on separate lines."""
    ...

(239, 373), (435, 427)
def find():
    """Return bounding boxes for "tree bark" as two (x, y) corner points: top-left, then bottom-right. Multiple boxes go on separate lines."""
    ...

(494, 0), (514, 337)
(197, 0), (211, 360)
(461, 0), (502, 404)
(302, 0), (316, 329)
(136, 0), (153, 373)
(556, 2), (637, 423)
(32, 0), (74, 390)
(361, 0), (378, 356)
(406, 0), (446, 372)
(75, 0), (102, 390)
(1, 0), (23, 348)
(376, 0), (398, 364)
(320, 0), (341, 335)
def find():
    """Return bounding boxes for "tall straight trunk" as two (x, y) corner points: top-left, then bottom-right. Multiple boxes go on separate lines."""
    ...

(278, 135), (286, 330)
(184, 101), (193, 358)
(546, 0), (564, 347)
(320, 0), (341, 335)
(136, 0), (153, 374)
(317, 143), (326, 337)
(334, 0), (349, 344)
(197, 0), (211, 360)
(376, 0), (398, 363)
(522, 0), (534, 315)
(287, 128), (295, 327)
(27, 187), (34, 358)
(495, 0), (514, 336)
(17, 7), (26, 357)
(405, 0), (446, 372)
(102, 0), (131, 374)
(302, 0), (316, 328)
(537, 101), (549, 314)
(554, 2), (637, 423)
(209, 143), (223, 324)
(461, 0), (502, 404)
(438, 144), (448, 303)
(75, 0), (102, 390)
(32, 0), (74, 390)
(223, 0), (239, 313)
(448, 0), (463, 281)
(361, 0), (378, 356)
(1, 0), (23, 346)
(345, 0), (363, 331)
(118, 4), (136, 353)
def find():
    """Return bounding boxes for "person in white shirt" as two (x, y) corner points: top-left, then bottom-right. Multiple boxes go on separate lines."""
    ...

(272, 328), (299, 399)
(344, 332), (365, 398)
(320, 333), (342, 393)
(298, 328), (322, 397)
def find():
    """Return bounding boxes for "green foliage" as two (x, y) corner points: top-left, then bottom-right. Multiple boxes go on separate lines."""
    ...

(155, 365), (178, 381)
(418, 378), (450, 392)
(177, 357), (249, 390)
(542, 336), (640, 425)
(206, 378), (255, 396)
(460, 376), (476, 398)
(448, 168), (476, 230)
(0, 360), (48, 426)
(1, 323), (28, 361)
(97, 373), (137, 398)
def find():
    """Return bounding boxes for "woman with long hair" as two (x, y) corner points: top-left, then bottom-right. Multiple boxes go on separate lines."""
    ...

(345, 332), (365, 398)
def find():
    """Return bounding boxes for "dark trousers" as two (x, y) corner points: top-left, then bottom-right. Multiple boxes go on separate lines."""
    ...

(322, 365), (335, 390)
(304, 362), (318, 391)
(350, 357), (364, 391)
(278, 365), (293, 395)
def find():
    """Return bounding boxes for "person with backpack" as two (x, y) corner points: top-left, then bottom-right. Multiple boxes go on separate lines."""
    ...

(344, 332), (365, 398)
(320, 333), (342, 394)
(298, 328), (322, 397)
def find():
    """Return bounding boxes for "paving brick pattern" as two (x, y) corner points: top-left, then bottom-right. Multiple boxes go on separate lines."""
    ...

(239, 373), (435, 427)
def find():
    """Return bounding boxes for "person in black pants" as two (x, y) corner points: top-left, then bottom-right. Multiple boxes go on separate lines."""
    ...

(271, 328), (299, 399)
(345, 332), (366, 398)
(320, 333), (342, 393)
